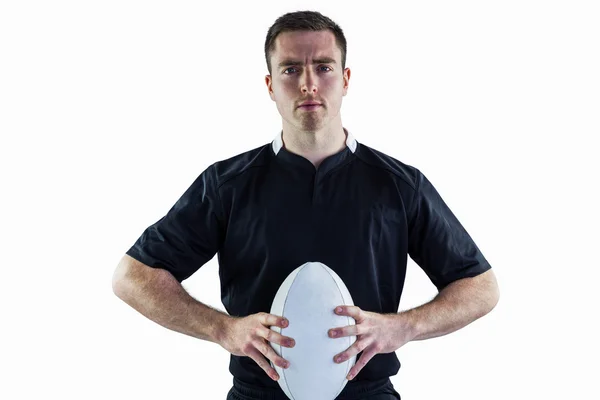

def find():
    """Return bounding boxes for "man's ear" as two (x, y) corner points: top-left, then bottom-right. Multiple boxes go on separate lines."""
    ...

(342, 68), (351, 96)
(265, 75), (275, 101)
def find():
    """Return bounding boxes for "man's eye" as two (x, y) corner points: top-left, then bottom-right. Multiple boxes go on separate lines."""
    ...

(283, 66), (332, 74)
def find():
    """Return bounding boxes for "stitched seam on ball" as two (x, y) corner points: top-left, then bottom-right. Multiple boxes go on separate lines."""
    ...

(321, 264), (354, 394)
(280, 264), (309, 400)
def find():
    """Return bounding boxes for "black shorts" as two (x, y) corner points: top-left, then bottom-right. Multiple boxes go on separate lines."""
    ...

(226, 377), (401, 400)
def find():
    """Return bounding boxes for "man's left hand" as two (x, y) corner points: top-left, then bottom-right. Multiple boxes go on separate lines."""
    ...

(329, 305), (414, 380)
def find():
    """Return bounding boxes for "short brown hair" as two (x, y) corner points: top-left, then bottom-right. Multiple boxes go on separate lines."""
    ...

(264, 10), (347, 75)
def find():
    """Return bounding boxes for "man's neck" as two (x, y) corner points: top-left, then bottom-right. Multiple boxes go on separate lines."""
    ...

(281, 124), (347, 169)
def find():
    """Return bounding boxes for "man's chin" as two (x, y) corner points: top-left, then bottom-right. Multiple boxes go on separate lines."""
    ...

(299, 125), (322, 133)
(298, 117), (324, 131)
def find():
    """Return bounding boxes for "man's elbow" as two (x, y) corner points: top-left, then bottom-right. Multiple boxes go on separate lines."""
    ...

(112, 255), (135, 300)
(482, 269), (500, 314)
(112, 262), (127, 300)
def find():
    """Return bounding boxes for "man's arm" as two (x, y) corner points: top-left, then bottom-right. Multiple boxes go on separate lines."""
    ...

(112, 254), (230, 344)
(399, 268), (500, 341)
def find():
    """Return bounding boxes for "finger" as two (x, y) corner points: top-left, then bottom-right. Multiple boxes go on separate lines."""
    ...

(346, 346), (379, 381)
(335, 305), (363, 321)
(259, 312), (288, 328)
(329, 324), (361, 338)
(254, 338), (290, 370)
(246, 347), (280, 381)
(259, 325), (295, 348)
(334, 337), (369, 364)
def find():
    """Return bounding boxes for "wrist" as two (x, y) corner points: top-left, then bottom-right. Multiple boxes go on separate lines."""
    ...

(212, 312), (234, 345)
(395, 309), (421, 343)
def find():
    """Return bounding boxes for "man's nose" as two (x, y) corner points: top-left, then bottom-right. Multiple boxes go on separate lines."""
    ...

(300, 69), (318, 93)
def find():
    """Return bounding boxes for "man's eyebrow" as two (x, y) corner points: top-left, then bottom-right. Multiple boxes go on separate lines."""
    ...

(277, 57), (337, 67)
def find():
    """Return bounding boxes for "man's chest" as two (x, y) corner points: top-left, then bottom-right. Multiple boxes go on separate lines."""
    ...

(219, 171), (409, 268)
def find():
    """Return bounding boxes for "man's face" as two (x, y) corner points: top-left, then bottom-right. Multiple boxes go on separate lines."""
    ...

(265, 30), (350, 133)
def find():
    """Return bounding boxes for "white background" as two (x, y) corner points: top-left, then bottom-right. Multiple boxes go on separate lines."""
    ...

(1, 1), (598, 399)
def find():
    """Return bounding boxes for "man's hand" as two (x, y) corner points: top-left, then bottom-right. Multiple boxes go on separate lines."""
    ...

(218, 312), (296, 381)
(329, 271), (499, 380)
(329, 306), (415, 380)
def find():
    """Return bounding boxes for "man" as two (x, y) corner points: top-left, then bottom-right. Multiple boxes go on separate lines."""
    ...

(112, 10), (499, 400)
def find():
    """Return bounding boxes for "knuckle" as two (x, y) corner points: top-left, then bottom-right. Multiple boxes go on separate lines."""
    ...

(253, 340), (265, 355)
(251, 355), (267, 370)
(266, 329), (274, 342)
(251, 340), (262, 355)
(241, 342), (253, 354)
(263, 341), (272, 355)
(257, 357), (268, 370)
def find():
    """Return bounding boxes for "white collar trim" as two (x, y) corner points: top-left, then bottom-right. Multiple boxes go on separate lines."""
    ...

(272, 128), (357, 155)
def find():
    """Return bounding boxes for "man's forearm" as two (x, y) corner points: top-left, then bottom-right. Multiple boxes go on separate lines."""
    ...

(113, 262), (230, 345)
(399, 270), (499, 341)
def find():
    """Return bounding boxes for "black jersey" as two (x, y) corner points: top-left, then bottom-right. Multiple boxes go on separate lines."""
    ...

(126, 128), (491, 389)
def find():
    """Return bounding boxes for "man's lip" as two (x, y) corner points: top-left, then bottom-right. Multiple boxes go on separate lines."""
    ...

(298, 103), (322, 108)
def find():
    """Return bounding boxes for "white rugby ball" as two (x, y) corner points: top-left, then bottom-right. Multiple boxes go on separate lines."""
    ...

(269, 261), (357, 400)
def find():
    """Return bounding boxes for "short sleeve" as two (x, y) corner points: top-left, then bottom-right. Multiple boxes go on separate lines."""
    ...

(126, 164), (225, 282)
(407, 169), (491, 291)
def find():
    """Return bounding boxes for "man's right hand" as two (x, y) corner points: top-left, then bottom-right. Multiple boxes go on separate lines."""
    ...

(218, 312), (296, 381)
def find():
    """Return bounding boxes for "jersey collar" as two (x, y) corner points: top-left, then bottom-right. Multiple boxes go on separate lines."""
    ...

(270, 127), (358, 175)
(271, 127), (357, 155)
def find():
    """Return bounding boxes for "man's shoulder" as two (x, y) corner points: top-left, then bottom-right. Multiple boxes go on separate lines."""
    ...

(355, 142), (419, 190)
(209, 142), (272, 186)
